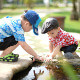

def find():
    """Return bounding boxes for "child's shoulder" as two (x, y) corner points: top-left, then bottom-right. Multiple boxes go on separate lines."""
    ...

(59, 28), (71, 37)
(60, 28), (69, 34)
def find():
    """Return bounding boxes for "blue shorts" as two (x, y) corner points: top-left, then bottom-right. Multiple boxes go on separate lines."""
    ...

(0, 36), (18, 50)
(60, 44), (78, 53)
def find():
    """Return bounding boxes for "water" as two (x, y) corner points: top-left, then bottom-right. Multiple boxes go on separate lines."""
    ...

(22, 66), (49, 80)
(12, 61), (80, 80)
(12, 62), (50, 80)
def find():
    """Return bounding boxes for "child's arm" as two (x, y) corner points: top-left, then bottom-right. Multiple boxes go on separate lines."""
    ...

(49, 41), (53, 53)
(18, 41), (42, 60)
(52, 45), (62, 58)
(45, 41), (54, 61)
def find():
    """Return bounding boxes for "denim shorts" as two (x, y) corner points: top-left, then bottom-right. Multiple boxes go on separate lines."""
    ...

(60, 44), (78, 53)
(0, 36), (18, 50)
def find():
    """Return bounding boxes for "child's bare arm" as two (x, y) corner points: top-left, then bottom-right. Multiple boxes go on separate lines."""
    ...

(18, 41), (41, 59)
(52, 45), (62, 58)
(49, 41), (53, 53)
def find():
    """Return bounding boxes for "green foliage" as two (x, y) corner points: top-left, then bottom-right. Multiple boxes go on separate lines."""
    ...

(35, 0), (43, 4)
(24, 0), (36, 4)
(53, 0), (63, 2)
(3, 0), (7, 4)
(24, 0), (36, 8)
(61, 61), (79, 80)
(10, 5), (17, 9)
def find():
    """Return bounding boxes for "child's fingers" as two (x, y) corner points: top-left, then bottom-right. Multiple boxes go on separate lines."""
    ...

(30, 56), (44, 62)
(45, 56), (52, 62)
(46, 55), (50, 57)
(33, 58), (35, 62)
(46, 59), (51, 62)
(39, 56), (44, 61)
(30, 57), (35, 62)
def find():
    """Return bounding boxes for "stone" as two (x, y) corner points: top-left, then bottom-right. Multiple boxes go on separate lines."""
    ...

(0, 54), (33, 80)
(64, 52), (75, 59)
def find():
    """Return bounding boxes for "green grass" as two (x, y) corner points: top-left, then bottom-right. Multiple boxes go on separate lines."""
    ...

(0, 9), (23, 18)
(40, 11), (80, 33)
(76, 43), (80, 52)
(0, 12), (22, 18)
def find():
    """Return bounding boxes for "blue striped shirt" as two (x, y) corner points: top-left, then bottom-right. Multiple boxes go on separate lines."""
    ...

(0, 16), (25, 42)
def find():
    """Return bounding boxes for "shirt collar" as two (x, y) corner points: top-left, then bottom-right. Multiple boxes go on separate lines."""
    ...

(54, 28), (62, 38)
(17, 19), (21, 25)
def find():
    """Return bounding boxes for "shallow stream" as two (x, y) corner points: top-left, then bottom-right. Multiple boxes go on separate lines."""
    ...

(12, 62), (49, 80)
(12, 61), (80, 80)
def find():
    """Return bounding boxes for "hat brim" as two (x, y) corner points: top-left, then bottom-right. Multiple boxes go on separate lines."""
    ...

(32, 25), (38, 35)
(32, 16), (41, 35)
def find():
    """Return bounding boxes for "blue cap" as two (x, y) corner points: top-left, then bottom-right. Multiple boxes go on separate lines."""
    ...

(24, 10), (41, 35)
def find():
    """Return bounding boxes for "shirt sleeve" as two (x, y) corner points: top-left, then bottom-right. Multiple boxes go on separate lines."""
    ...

(13, 32), (25, 42)
(11, 19), (25, 42)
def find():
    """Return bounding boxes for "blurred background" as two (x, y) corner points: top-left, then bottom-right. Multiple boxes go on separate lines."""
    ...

(0, 0), (80, 50)
(0, 0), (80, 32)
(0, 1), (80, 80)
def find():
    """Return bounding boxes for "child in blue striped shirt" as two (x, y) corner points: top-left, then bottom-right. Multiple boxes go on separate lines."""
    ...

(0, 10), (43, 62)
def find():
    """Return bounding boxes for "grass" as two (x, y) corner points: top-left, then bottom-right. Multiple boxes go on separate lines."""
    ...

(0, 9), (24, 18)
(39, 11), (80, 33)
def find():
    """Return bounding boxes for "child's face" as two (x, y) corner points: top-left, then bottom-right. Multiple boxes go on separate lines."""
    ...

(47, 27), (60, 38)
(22, 23), (32, 32)
(21, 17), (32, 32)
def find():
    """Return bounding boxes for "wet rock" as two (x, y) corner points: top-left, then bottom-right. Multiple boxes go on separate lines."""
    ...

(0, 55), (33, 80)
(64, 52), (75, 59)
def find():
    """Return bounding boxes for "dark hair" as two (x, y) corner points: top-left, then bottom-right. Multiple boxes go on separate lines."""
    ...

(41, 18), (59, 34)
(22, 10), (32, 26)
(23, 15), (32, 26)
(23, 16), (28, 21)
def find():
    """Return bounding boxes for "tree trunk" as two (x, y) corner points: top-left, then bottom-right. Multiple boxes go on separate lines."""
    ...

(77, 0), (80, 18)
(0, 0), (3, 10)
(70, 0), (79, 20)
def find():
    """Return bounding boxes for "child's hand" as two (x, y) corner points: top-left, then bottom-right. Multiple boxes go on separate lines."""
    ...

(45, 55), (53, 62)
(32, 56), (44, 62)
(46, 52), (53, 58)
